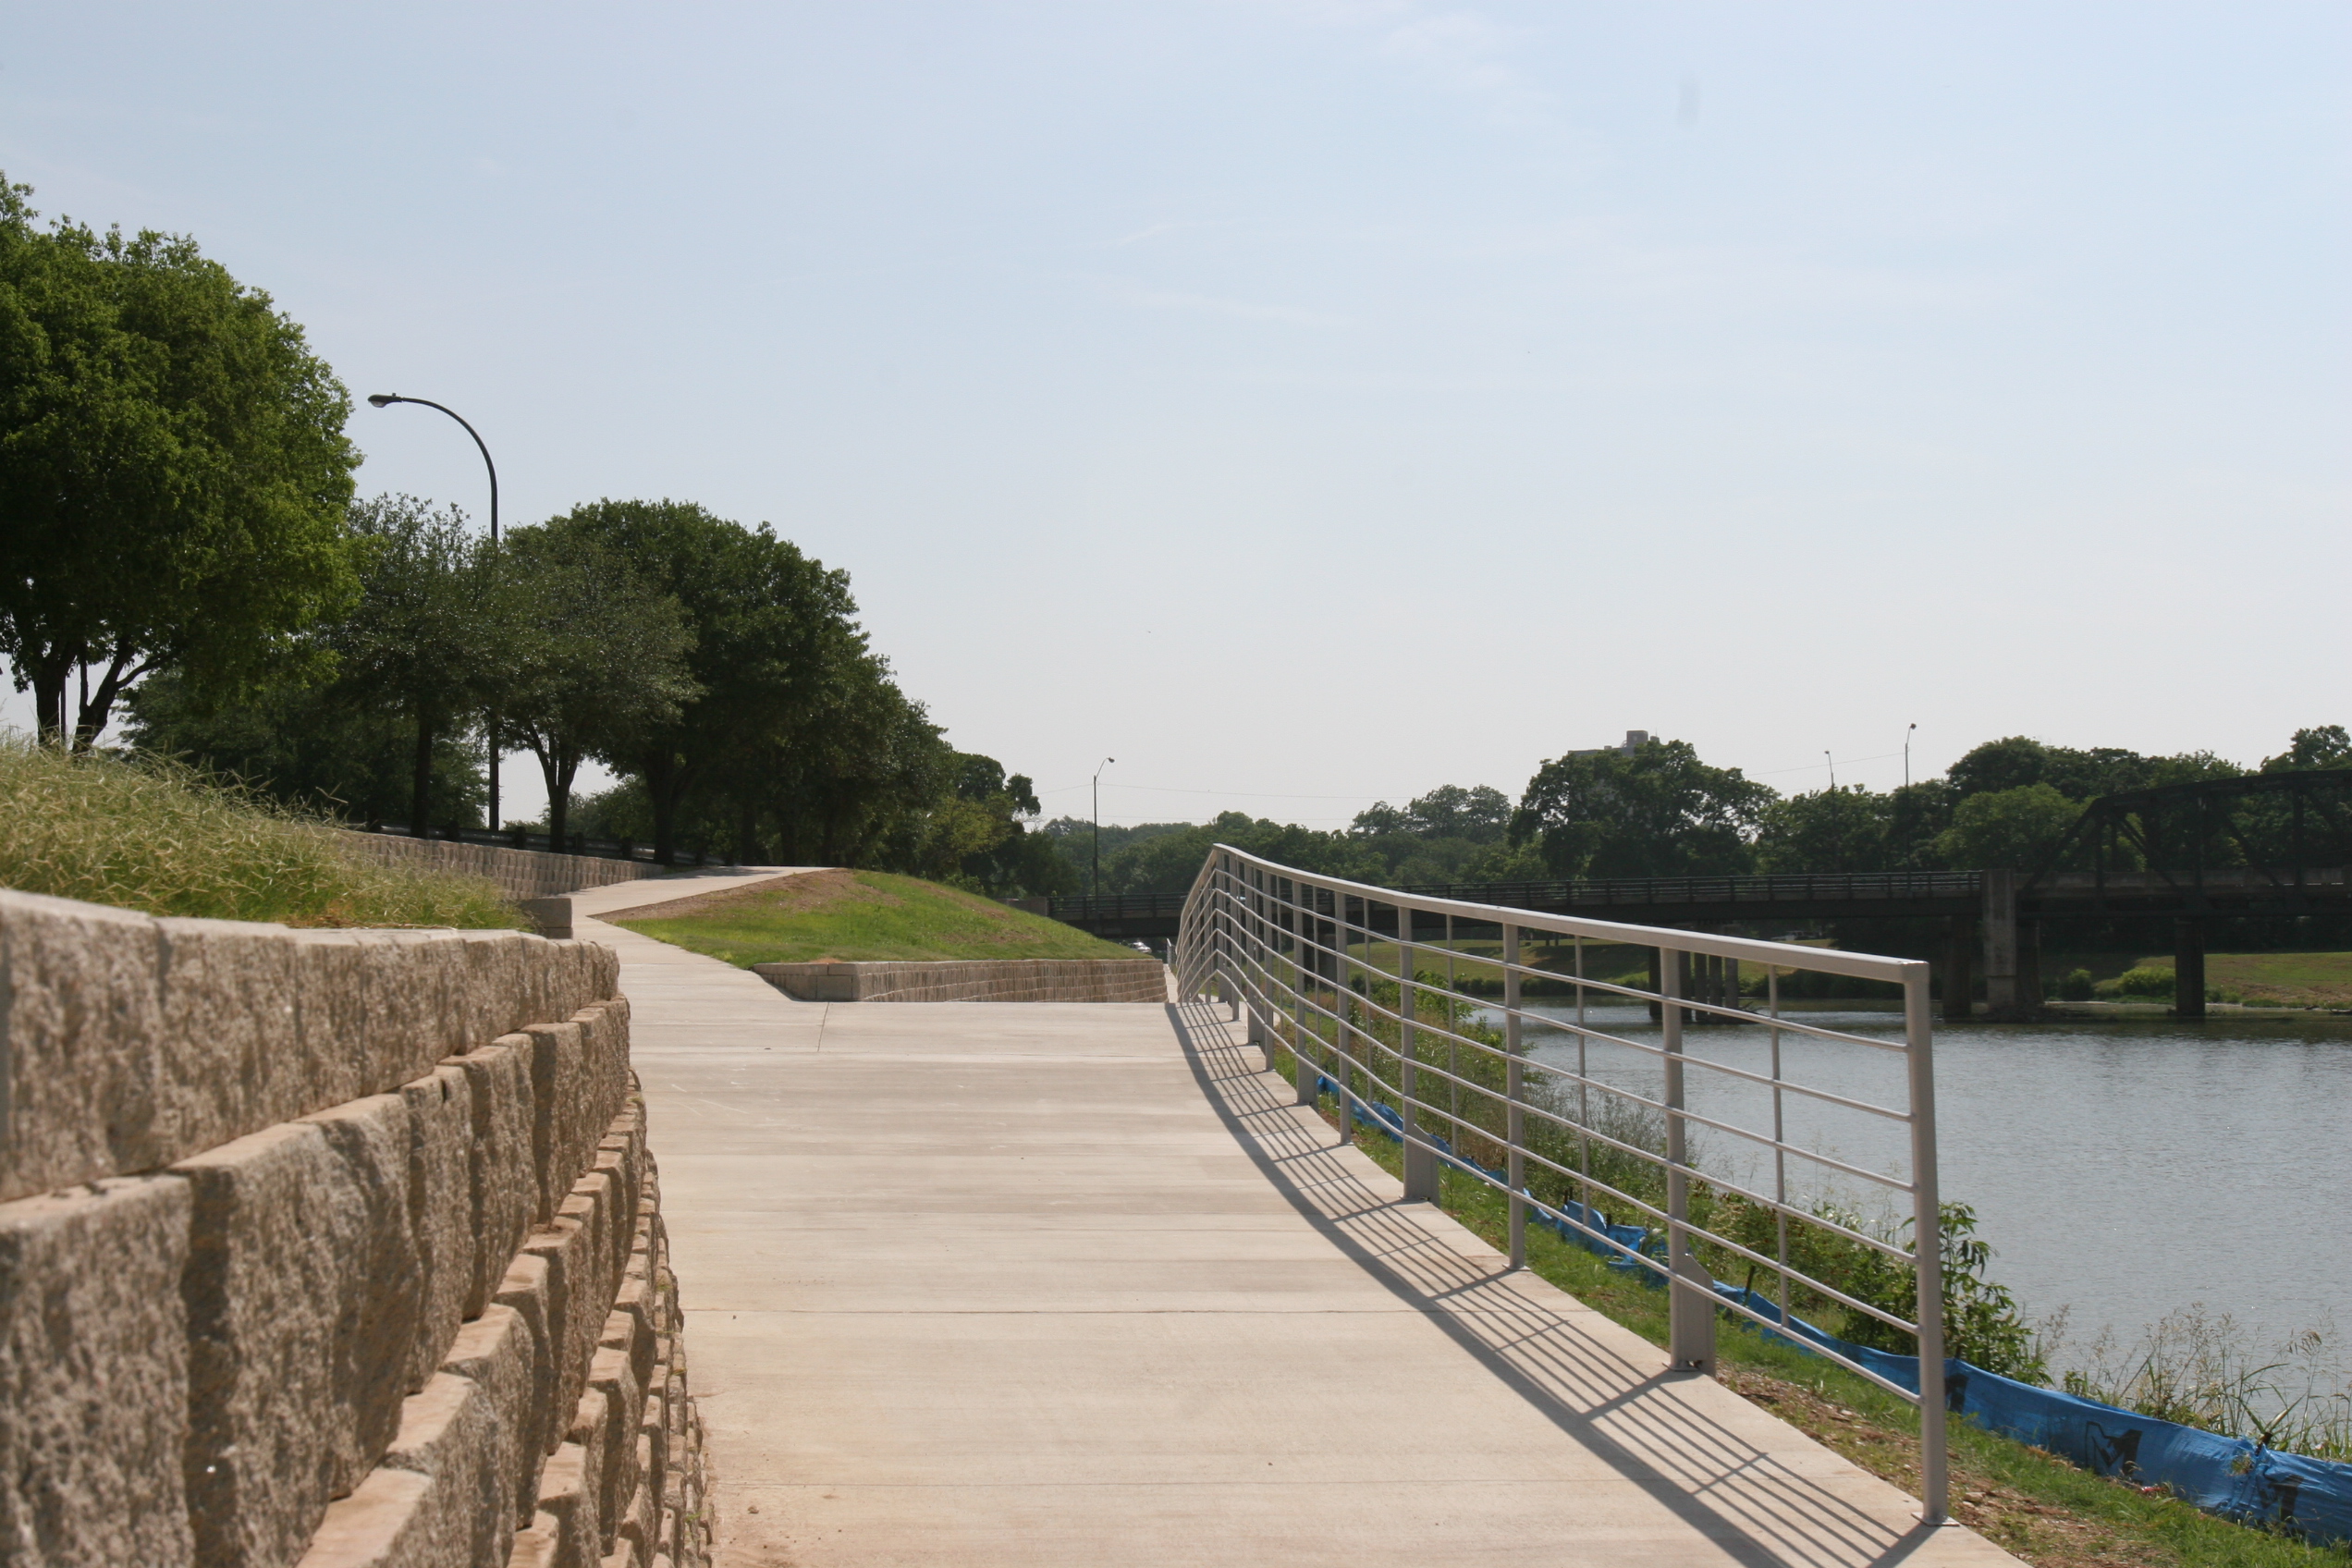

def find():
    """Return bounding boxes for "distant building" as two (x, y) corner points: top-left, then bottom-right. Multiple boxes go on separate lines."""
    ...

(1570, 729), (1650, 758)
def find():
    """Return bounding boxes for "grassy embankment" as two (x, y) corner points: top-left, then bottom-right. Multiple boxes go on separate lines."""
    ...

(0, 737), (522, 927)
(2053, 951), (2352, 1010)
(612, 867), (1146, 966)
(1256, 1006), (2344, 1568)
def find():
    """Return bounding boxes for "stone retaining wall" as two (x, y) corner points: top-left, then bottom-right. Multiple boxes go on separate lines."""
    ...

(339, 833), (665, 904)
(0, 888), (711, 1568)
(752, 957), (1169, 1003)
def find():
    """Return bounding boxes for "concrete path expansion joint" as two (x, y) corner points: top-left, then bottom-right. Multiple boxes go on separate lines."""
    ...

(573, 869), (2021, 1567)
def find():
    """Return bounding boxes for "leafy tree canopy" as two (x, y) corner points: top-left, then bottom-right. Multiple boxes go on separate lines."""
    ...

(1932, 783), (2083, 872)
(551, 498), (864, 863)
(0, 173), (360, 747)
(489, 521), (698, 847)
(1510, 738), (1771, 879)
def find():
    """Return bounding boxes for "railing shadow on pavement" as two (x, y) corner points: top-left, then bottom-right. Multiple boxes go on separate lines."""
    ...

(1165, 994), (1960, 1568)
(1167, 843), (1957, 1535)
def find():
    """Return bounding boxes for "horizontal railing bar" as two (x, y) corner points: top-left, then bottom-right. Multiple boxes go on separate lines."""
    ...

(1200, 849), (1929, 983)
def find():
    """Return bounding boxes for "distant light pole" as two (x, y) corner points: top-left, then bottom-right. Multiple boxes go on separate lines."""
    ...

(1825, 751), (1835, 791)
(1904, 723), (1917, 790)
(1092, 757), (1116, 898)
(366, 394), (504, 830)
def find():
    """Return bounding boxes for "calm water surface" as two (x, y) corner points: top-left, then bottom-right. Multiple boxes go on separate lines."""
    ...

(1471, 1002), (2351, 1366)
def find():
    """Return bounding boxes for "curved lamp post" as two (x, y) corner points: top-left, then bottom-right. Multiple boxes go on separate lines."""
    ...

(366, 394), (504, 829)
(1093, 757), (1116, 898)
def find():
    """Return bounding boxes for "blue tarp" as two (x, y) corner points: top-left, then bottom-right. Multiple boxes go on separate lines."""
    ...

(1705, 1292), (2352, 1546)
(1311, 1085), (2352, 1545)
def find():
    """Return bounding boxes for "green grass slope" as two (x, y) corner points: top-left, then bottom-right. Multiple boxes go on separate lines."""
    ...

(0, 737), (522, 928)
(614, 868), (1146, 966)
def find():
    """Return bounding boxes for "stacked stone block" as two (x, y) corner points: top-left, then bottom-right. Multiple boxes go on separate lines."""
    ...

(0, 888), (711, 1568)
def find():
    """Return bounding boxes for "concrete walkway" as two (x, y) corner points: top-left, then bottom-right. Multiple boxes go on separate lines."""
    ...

(573, 874), (2021, 1568)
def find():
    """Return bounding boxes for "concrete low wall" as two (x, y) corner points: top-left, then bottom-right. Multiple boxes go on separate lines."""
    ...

(340, 833), (666, 904)
(752, 957), (1169, 1003)
(0, 888), (712, 1568)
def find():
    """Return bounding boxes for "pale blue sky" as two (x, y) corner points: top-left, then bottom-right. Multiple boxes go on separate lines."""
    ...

(6, 3), (2346, 825)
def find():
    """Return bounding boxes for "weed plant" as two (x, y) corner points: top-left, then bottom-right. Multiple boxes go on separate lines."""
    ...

(2049, 1305), (2352, 1463)
(0, 736), (522, 927)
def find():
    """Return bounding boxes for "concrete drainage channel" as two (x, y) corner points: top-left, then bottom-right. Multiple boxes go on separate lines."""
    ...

(0, 889), (713, 1568)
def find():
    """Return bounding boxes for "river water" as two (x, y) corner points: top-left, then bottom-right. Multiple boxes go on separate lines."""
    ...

(1480, 1002), (2350, 1373)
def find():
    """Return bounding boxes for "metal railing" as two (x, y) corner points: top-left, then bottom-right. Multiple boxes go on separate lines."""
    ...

(1171, 844), (1950, 1525)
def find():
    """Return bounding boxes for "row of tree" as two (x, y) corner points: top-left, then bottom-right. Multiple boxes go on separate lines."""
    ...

(3, 172), (1059, 891)
(1053, 729), (2352, 897)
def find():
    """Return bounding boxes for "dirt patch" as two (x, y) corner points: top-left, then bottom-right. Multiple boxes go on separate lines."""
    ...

(1719, 1365), (2192, 1567)
(613, 868), (896, 924)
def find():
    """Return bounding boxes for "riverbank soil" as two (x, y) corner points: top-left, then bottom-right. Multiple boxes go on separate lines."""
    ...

(1290, 1046), (2345, 1568)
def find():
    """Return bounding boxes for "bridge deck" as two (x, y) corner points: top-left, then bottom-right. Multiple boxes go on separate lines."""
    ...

(574, 874), (2018, 1568)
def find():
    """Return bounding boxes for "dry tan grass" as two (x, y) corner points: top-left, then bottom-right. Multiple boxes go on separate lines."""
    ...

(0, 736), (523, 928)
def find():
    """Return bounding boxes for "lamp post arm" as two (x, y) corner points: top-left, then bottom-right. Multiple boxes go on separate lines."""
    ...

(380, 396), (498, 541)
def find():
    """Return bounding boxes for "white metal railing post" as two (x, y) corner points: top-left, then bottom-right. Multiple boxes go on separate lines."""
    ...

(1663, 945), (1717, 1374)
(1290, 877), (1317, 1107)
(1906, 966), (1950, 1525)
(1400, 900), (1437, 1201)
(1331, 886), (1355, 1145)
(1504, 922), (1525, 1268)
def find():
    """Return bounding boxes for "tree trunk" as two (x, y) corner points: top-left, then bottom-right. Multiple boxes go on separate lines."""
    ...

(550, 751), (581, 849)
(31, 655), (70, 747)
(411, 714), (435, 837)
(70, 644), (147, 753)
(643, 751), (683, 867)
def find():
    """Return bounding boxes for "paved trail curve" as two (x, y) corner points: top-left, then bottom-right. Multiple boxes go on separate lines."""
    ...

(572, 871), (2019, 1568)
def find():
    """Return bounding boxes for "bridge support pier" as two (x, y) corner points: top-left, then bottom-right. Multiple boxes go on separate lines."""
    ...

(2175, 918), (2207, 1021)
(1980, 869), (2033, 1021)
(1942, 915), (1976, 1023)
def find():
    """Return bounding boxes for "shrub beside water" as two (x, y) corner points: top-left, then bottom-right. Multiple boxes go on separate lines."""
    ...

(0, 737), (523, 928)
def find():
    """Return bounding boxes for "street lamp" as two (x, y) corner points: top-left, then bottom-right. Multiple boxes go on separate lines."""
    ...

(1824, 750), (1835, 791)
(366, 394), (505, 831)
(1904, 722), (1917, 790)
(1093, 758), (1116, 898)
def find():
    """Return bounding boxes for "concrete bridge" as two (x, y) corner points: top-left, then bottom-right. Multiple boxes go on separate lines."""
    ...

(570, 872), (2020, 1566)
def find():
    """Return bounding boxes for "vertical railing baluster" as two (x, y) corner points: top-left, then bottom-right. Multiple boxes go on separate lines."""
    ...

(1907, 967), (1949, 1525)
(1664, 945), (1714, 1373)
(1401, 900), (1436, 1201)
(1504, 922), (1525, 1268)
(1771, 965), (1790, 1336)
(1575, 934), (1590, 1230)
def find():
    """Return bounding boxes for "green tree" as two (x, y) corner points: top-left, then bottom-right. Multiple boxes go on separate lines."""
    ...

(1932, 783), (2083, 871)
(2261, 725), (2352, 773)
(325, 496), (503, 834)
(120, 668), (484, 826)
(489, 525), (698, 848)
(555, 500), (863, 864)
(1754, 786), (1893, 875)
(0, 173), (360, 747)
(1510, 738), (1771, 879)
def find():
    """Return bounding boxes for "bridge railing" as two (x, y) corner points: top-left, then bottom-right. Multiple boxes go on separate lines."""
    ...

(1171, 844), (1950, 1525)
